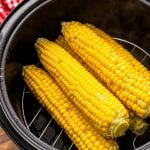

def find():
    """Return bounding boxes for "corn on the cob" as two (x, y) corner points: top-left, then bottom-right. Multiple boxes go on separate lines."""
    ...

(86, 23), (150, 80)
(55, 35), (148, 136)
(22, 65), (119, 150)
(35, 38), (129, 138)
(62, 21), (150, 118)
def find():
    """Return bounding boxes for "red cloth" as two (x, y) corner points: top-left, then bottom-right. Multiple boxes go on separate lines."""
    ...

(0, 0), (22, 24)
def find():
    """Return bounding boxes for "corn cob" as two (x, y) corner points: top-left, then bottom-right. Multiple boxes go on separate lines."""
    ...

(35, 38), (129, 138)
(55, 35), (148, 136)
(62, 21), (150, 118)
(22, 65), (119, 150)
(86, 23), (150, 80)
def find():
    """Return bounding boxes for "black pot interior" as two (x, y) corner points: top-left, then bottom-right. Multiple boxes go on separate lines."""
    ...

(3, 0), (150, 149)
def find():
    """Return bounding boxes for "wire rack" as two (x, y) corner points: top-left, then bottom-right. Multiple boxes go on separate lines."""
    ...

(21, 38), (150, 150)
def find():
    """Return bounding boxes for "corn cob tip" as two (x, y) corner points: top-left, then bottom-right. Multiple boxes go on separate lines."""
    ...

(130, 118), (148, 136)
(22, 65), (29, 75)
(22, 64), (35, 70)
(22, 65), (36, 75)
(34, 38), (47, 53)
(35, 37), (46, 44)
(61, 21), (67, 27)
(22, 65), (29, 77)
(61, 21), (79, 32)
(61, 21), (76, 26)
(61, 21), (69, 32)
(111, 119), (129, 137)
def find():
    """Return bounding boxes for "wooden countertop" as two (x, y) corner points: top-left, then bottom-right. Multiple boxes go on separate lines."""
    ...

(0, 128), (18, 150)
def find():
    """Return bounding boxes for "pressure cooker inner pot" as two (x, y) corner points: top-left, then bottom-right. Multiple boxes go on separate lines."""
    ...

(4, 0), (150, 149)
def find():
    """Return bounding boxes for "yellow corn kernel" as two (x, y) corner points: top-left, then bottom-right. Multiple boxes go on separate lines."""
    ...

(35, 38), (129, 138)
(62, 21), (150, 118)
(55, 35), (101, 82)
(22, 65), (119, 150)
(86, 23), (150, 80)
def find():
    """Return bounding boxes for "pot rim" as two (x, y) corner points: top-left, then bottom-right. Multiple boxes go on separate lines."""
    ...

(0, 0), (56, 149)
